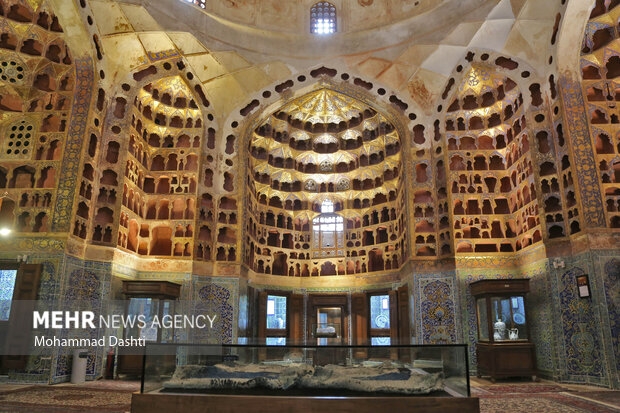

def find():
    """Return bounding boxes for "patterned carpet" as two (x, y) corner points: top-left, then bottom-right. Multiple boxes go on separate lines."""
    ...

(473, 381), (620, 413)
(474, 383), (568, 393)
(0, 380), (617, 412)
(0, 385), (133, 413)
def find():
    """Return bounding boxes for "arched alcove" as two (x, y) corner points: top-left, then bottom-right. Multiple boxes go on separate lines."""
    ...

(244, 86), (408, 277)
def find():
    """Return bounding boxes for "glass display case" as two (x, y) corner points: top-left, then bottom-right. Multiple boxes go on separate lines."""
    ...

(475, 295), (529, 342)
(140, 343), (471, 396)
(117, 281), (180, 375)
(133, 344), (479, 413)
(471, 279), (537, 382)
(492, 296), (527, 341)
(313, 306), (342, 345)
(313, 322), (340, 339)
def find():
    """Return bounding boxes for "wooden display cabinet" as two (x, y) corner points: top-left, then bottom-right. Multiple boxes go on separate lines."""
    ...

(117, 281), (180, 376)
(470, 279), (537, 382)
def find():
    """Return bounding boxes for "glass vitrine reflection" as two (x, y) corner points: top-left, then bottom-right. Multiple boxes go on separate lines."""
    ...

(476, 294), (528, 342)
(314, 307), (341, 345)
(476, 298), (489, 341)
(471, 279), (536, 381)
(490, 296), (527, 341)
(370, 294), (391, 345)
(125, 297), (176, 343)
(118, 281), (181, 376)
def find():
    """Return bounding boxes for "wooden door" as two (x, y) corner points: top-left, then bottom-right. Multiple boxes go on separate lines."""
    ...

(397, 285), (410, 345)
(397, 285), (411, 360)
(289, 294), (303, 345)
(351, 293), (368, 358)
(2, 264), (41, 371)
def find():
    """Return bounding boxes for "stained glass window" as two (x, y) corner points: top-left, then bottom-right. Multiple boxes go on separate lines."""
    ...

(370, 294), (391, 345)
(313, 200), (344, 258)
(321, 199), (334, 213)
(266, 337), (286, 346)
(371, 337), (391, 345)
(266, 295), (287, 346)
(266, 295), (286, 329)
(0, 269), (18, 321)
(370, 295), (390, 329)
(311, 2), (336, 34)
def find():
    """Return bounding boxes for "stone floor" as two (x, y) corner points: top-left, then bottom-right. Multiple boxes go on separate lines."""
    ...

(0, 378), (617, 412)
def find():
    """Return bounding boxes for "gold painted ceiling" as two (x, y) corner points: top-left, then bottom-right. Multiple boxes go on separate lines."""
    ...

(247, 88), (403, 217)
(459, 65), (507, 97)
(279, 89), (370, 124)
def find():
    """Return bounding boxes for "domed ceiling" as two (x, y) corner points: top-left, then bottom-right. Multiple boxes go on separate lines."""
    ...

(193, 0), (442, 34)
(93, 0), (565, 117)
(137, 76), (202, 128)
(247, 88), (403, 214)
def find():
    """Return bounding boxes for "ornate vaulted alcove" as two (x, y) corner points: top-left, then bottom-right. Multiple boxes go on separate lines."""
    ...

(244, 87), (408, 277)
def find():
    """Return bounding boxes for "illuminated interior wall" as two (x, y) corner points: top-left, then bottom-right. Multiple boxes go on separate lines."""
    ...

(445, 67), (543, 254)
(0, 1), (75, 235)
(117, 77), (202, 257)
(244, 88), (408, 277)
(580, 0), (620, 228)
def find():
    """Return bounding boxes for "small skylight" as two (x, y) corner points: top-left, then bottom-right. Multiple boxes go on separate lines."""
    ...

(311, 2), (336, 34)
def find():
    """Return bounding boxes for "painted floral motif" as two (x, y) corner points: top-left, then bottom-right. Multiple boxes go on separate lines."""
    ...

(420, 279), (456, 344)
(559, 267), (604, 377)
(195, 284), (234, 344)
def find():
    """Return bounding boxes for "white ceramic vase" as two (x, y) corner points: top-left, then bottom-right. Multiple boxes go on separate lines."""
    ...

(493, 318), (506, 340)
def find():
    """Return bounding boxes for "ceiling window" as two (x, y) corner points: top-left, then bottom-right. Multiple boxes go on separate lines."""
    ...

(266, 295), (287, 345)
(370, 294), (391, 345)
(311, 2), (336, 34)
(320, 199), (334, 213)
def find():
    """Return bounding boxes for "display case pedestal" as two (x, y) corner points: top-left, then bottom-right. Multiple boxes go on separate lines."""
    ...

(131, 393), (480, 413)
(476, 342), (538, 382)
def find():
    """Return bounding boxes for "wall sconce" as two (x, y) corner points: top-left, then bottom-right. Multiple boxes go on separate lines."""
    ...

(552, 258), (565, 269)
(576, 274), (591, 299)
(17, 255), (28, 263)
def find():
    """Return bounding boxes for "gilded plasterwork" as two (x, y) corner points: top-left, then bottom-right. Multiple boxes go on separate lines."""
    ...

(245, 88), (407, 276)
